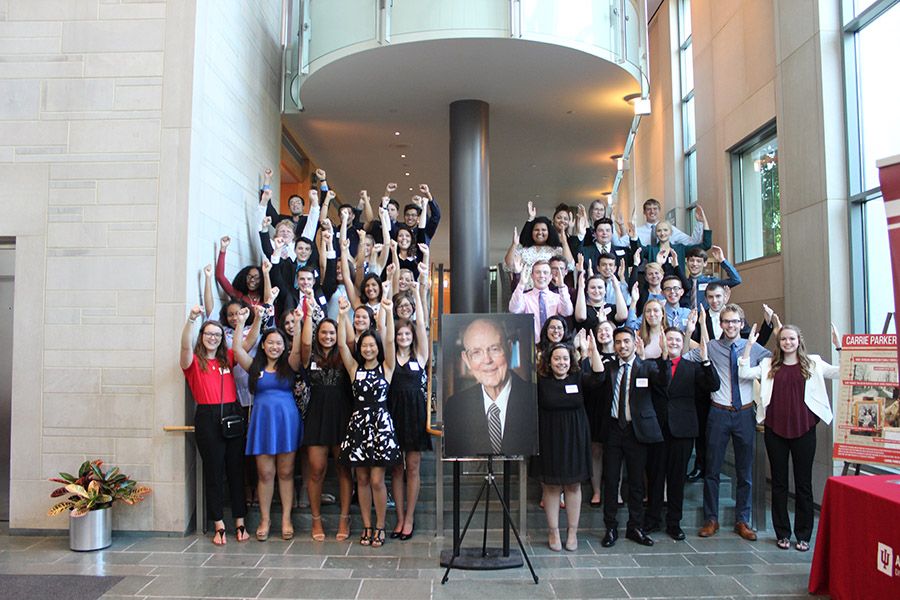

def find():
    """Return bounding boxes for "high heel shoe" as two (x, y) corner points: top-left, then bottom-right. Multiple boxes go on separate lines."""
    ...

(282, 521), (294, 540)
(548, 528), (562, 552)
(359, 527), (372, 546)
(311, 515), (325, 541)
(565, 527), (578, 552)
(256, 521), (270, 542)
(400, 524), (415, 541)
(336, 514), (351, 541)
(371, 528), (385, 548)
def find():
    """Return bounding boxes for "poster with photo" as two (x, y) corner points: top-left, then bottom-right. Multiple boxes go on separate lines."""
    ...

(833, 334), (900, 466)
(439, 313), (538, 459)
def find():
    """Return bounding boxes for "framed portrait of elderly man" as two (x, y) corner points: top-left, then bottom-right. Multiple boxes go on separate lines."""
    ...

(440, 313), (538, 459)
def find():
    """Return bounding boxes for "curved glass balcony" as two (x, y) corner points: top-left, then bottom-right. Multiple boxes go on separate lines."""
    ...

(284, 0), (648, 111)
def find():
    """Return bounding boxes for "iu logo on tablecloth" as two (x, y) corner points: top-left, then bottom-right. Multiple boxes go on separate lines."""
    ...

(878, 542), (900, 577)
(878, 543), (893, 576)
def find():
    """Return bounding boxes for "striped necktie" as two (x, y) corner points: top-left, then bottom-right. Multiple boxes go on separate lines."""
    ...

(488, 403), (502, 454)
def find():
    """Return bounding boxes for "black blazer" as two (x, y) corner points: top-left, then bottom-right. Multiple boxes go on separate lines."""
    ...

(270, 256), (337, 316)
(655, 357), (720, 438)
(596, 357), (664, 444)
(442, 372), (538, 458)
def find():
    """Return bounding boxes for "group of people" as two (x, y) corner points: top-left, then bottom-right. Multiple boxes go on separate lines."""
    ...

(182, 169), (438, 547)
(502, 198), (841, 552)
(183, 178), (841, 557)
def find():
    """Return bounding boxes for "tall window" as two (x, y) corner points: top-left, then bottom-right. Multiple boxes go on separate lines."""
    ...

(678, 0), (697, 220)
(843, 0), (899, 334)
(731, 129), (780, 262)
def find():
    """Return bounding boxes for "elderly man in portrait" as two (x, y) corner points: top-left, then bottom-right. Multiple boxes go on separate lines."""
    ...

(443, 318), (538, 458)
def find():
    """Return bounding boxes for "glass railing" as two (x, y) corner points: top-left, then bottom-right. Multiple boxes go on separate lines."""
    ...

(284, 0), (648, 111)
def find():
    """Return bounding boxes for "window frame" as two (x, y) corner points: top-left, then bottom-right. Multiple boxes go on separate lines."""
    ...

(729, 122), (780, 264)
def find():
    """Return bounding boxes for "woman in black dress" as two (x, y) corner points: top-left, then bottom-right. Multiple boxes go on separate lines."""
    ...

(534, 336), (604, 551)
(297, 310), (354, 541)
(386, 280), (431, 539)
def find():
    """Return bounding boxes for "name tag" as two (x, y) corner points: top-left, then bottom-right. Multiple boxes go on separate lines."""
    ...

(318, 295), (326, 305)
(409, 361), (420, 371)
(356, 371), (367, 381)
(222, 368), (231, 375)
(565, 384), (578, 394)
(698, 283), (708, 292)
(309, 361), (319, 370)
(636, 378), (649, 388)
(615, 249), (625, 256)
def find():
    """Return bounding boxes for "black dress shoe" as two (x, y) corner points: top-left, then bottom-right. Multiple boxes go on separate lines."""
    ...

(687, 468), (704, 481)
(625, 528), (654, 546)
(400, 525), (415, 540)
(666, 526), (686, 540)
(390, 530), (402, 539)
(601, 528), (618, 547)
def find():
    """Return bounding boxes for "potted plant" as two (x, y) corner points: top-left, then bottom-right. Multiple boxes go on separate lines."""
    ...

(47, 459), (151, 551)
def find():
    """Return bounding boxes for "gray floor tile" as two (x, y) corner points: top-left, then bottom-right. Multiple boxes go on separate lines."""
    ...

(140, 574), (267, 598)
(686, 552), (766, 566)
(748, 562), (814, 575)
(432, 579), (553, 599)
(202, 553), (264, 568)
(548, 577), (629, 599)
(0, 536), (48, 551)
(346, 540), (433, 557)
(139, 551), (213, 566)
(283, 540), (352, 555)
(707, 564), (757, 575)
(686, 537), (758, 553)
(398, 556), (439, 569)
(82, 564), (158, 577)
(259, 567), (354, 579)
(123, 538), (201, 553)
(733, 573), (813, 596)
(753, 549), (814, 564)
(104, 575), (157, 596)
(358, 578), (432, 599)
(58, 551), (152, 565)
(148, 565), (260, 578)
(258, 554), (327, 569)
(619, 575), (747, 598)
(633, 552), (694, 567)
(322, 556), (400, 570)
(258, 577), (361, 599)
(569, 554), (638, 568)
(598, 566), (713, 578)
(349, 568), (422, 579)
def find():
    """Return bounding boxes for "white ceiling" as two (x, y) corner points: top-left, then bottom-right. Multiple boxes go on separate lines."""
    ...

(283, 36), (642, 266)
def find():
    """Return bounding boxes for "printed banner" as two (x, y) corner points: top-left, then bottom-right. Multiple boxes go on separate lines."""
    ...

(833, 334), (900, 466)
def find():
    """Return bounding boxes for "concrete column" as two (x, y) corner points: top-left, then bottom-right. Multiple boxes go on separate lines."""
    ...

(449, 100), (490, 314)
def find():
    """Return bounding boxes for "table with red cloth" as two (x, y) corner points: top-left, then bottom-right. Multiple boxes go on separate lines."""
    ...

(809, 475), (900, 599)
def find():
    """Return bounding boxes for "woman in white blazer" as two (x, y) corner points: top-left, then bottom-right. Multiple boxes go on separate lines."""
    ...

(739, 322), (841, 552)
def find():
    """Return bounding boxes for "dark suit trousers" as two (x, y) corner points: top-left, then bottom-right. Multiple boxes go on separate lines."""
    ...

(645, 424), (693, 528)
(692, 392), (711, 473)
(602, 422), (647, 531)
(764, 426), (816, 542)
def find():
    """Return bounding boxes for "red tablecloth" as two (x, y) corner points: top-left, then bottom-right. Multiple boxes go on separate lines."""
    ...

(809, 475), (900, 599)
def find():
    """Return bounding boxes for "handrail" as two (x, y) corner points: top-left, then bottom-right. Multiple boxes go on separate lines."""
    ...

(163, 426), (195, 432)
(426, 261), (442, 436)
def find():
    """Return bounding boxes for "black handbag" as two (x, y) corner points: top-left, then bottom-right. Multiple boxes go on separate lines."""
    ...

(219, 371), (245, 439)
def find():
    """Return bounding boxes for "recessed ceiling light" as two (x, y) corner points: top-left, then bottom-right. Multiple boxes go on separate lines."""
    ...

(394, 131), (401, 136)
(535, 194), (540, 198)
(401, 154), (406, 158)
(409, 187), (413, 191)
(530, 164), (536, 168)
(405, 172), (410, 176)
(566, 110), (575, 114)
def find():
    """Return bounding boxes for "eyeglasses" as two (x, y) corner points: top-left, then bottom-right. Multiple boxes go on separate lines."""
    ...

(662, 286), (682, 292)
(465, 345), (505, 363)
(547, 325), (565, 331)
(246, 274), (261, 281)
(203, 332), (223, 340)
(721, 319), (742, 325)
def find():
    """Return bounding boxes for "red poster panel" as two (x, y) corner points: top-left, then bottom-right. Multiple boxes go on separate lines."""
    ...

(833, 334), (900, 467)
(876, 154), (900, 365)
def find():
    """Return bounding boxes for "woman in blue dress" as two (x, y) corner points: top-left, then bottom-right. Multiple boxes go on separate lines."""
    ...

(233, 305), (304, 542)
(336, 294), (401, 548)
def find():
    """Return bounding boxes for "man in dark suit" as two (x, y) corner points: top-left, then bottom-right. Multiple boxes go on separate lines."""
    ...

(580, 217), (633, 273)
(644, 327), (720, 540)
(596, 326), (665, 548)
(443, 318), (538, 458)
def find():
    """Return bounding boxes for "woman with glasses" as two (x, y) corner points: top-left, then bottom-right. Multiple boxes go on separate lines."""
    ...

(181, 306), (261, 545)
(216, 235), (265, 307)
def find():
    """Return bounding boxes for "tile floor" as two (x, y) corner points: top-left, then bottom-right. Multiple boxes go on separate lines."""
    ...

(0, 515), (825, 600)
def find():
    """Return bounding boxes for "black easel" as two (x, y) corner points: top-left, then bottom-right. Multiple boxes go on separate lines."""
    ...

(440, 456), (538, 584)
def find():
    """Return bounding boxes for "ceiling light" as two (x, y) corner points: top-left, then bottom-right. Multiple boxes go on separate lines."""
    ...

(401, 154), (406, 158)
(409, 187), (413, 191)
(624, 93), (651, 115)
(405, 172), (410, 176)
(394, 131), (401, 136)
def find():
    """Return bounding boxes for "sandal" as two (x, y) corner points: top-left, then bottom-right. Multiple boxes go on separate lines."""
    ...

(371, 528), (385, 548)
(256, 521), (270, 542)
(282, 522), (294, 540)
(796, 541), (810, 552)
(235, 525), (250, 542)
(776, 538), (790, 550)
(359, 526), (372, 546)
(311, 515), (325, 541)
(336, 515), (351, 541)
(213, 528), (226, 546)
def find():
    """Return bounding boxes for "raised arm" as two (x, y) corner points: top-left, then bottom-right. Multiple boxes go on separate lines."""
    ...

(215, 236), (240, 299)
(180, 306), (203, 370)
(300, 188), (322, 242)
(416, 257), (431, 322)
(587, 330), (605, 373)
(413, 281), (430, 363)
(507, 256), (527, 314)
(336, 297), (357, 377)
(382, 294), (396, 382)
(261, 260), (273, 310)
(341, 236), (362, 309)
(390, 240), (401, 292)
(299, 307), (313, 367)
(231, 306), (261, 371)
(360, 190), (374, 224)
(504, 227), (519, 269)
(203, 264), (214, 318)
